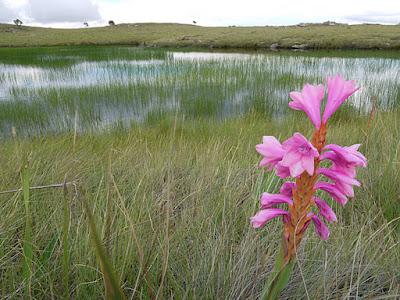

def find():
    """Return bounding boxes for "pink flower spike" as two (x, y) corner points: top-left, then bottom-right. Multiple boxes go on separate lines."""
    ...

(314, 197), (337, 223)
(289, 83), (325, 128)
(260, 193), (293, 209)
(323, 144), (367, 167)
(318, 168), (361, 186)
(250, 208), (289, 229)
(315, 182), (348, 205)
(281, 133), (319, 177)
(311, 215), (330, 240)
(322, 75), (359, 124)
(280, 182), (296, 197)
(256, 136), (285, 170)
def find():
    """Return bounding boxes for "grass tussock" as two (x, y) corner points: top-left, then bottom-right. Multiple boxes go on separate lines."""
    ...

(0, 111), (399, 299)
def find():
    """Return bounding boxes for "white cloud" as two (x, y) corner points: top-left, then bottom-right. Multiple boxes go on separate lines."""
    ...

(94, 0), (400, 26)
(0, 0), (15, 22)
(344, 12), (400, 24)
(28, 0), (100, 23)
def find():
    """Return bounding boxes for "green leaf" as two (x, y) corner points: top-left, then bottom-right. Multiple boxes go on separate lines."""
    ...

(82, 196), (126, 300)
(22, 163), (33, 299)
(39, 234), (58, 266)
(62, 185), (71, 299)
(262, 245), (295, 300)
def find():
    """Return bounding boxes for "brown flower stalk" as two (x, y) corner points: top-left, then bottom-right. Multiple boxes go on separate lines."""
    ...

(284, 124), (327, 262)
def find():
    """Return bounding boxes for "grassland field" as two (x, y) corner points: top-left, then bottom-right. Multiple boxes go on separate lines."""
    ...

(0, 22), (400, 49)
(0, 109), (399, 299)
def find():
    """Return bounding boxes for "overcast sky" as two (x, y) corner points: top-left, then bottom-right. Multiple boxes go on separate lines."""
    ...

(0, 0), (399, 27)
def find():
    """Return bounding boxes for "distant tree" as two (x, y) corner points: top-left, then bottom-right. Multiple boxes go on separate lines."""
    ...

(83, 22), (89, 27)
(108, 20), (115, 26)
(13, 19), (23, 26)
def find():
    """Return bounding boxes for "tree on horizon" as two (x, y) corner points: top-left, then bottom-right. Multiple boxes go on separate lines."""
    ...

(13, 19), (23, 26)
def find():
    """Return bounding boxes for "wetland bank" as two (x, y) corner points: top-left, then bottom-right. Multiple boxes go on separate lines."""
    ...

(0, 46), (399, 298)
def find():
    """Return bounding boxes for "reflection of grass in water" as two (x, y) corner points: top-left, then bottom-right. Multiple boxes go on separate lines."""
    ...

(0, 111), (398, 298)
(0, 46), (167, 68)
(0, 47), (399, 136)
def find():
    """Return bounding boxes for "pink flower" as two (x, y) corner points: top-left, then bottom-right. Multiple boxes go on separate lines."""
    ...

(315, 182), (348, 205)
(260, 193), (293, 209)
(311, 214), (330, 240)
(256, 136), (285, 170)
(280, 182), (296, 197)
(322, 75), (359, 124)
(250, 208), (289, 229)
(289, 83), (325, 129)
(321, 144), (367, 167)
(314, 197), (337, 223)
(281, 133), (319, 177)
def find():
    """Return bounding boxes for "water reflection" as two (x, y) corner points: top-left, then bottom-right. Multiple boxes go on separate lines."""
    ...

(0, 47), (399, 136)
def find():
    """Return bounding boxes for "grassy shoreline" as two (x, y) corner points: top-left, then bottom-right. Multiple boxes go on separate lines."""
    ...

(1, 23), (400, 49)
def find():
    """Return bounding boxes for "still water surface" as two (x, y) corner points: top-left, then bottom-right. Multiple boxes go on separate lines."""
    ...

(0, 47), (399, 136)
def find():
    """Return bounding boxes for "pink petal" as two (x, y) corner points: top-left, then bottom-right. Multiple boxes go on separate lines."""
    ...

(259, 157), (273, 169)
(256, 136), (285, 169)
(335, 182), (355, 197)
(311, 215), (330, 240)
(323, 144), (367, 167)
(315, 182), (348, 205)
(289, 160), (305, 178)
(250, 208), (289, 229)
(275, 162), (291, 179)
(289, 83), (325, 129)
(314, 197), (337, 223)
(280, 150), (301, 166)
(260, 193), (293, 209)
(302, 155), (315, 176)
(280, 182), (296, 197)
(322, 75), (359, 124)
(332, 163), (357, 178)
(318, 168), (360, 186)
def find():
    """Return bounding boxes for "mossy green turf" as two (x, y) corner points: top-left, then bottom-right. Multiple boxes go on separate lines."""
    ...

(0, 110), (399, 298)
(1, 23), (400, 49)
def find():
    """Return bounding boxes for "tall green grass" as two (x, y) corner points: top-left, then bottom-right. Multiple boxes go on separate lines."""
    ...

(0, 111), (398, 298)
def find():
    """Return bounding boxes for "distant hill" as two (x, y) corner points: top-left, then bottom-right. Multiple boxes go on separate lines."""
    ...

(0, 22), (399, 49)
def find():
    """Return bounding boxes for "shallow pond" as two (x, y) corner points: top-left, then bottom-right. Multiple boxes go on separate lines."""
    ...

(0, 47), (399, 136)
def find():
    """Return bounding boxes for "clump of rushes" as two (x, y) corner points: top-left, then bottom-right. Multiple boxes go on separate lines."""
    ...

(252, 75), (367, 299)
